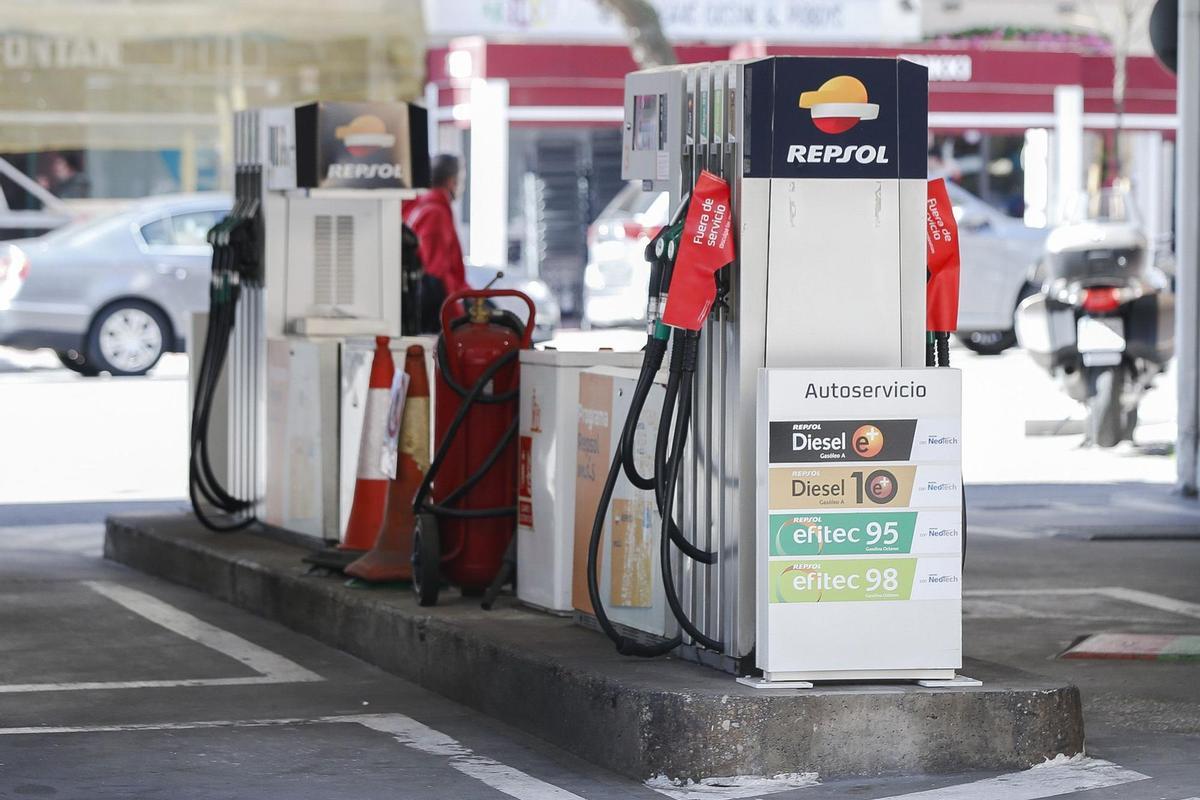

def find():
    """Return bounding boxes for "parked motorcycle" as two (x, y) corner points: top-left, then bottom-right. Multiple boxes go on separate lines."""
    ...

(1015, 190), (1174, 448)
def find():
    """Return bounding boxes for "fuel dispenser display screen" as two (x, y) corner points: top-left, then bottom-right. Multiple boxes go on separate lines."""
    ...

(632, 94), (661, 151)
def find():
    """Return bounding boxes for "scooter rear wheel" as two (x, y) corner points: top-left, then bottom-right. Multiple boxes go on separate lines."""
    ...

(412, 513), (441, 607)
(1087, 365), (1125, 448)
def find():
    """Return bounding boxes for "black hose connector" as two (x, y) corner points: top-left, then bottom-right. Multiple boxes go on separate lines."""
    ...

(936, 332), (951, 368)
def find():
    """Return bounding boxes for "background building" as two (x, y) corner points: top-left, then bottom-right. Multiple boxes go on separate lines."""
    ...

(0, 0), (425, 220)
(423, 0), (1176, 317)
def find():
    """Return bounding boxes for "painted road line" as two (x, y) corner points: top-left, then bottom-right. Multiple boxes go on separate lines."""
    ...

(645, 773), (820, 799)
(965, 586), (1200, 621)
(0, 713), (592, 800)
(350, 714), (589, 800)
(0, 718), (310, 736)
(966, 525), (1042, 540)
(871, 755), (1148, 800)
(0, 582), (320, 693)
(1102, 587), (1200, 620)
(83, 581), (321, 682)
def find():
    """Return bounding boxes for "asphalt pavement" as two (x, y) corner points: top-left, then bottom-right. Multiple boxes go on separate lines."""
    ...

(0, 340), (1197, 798)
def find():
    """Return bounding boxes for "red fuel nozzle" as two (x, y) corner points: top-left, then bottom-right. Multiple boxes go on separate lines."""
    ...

(661, 171), (736, 331)
(926, 178), (961, 334)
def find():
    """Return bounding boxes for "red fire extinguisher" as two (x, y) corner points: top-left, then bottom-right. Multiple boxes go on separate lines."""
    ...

(412, 288), (535, 606)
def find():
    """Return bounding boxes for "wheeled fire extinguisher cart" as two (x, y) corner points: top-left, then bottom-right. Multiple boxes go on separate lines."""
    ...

(412, 289), (536, 606)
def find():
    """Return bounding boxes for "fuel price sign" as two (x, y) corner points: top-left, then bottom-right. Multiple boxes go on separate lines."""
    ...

(755, 368), (962, 683)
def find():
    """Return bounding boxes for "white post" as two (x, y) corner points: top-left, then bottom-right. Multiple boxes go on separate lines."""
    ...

(468, 78), (510, 268)
(1053, 85), (1085, 224)
(1130, 131), (1164, 259)
(1176, 0), (1200, 495)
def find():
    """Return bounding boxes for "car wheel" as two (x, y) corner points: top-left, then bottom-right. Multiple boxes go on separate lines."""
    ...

(87, 300), (170, 376)
(957, 328), (1017, 356)
(55, 349), (98, 377)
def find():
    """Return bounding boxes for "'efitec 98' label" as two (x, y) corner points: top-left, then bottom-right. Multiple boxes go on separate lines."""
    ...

(768, 556), (961, 603)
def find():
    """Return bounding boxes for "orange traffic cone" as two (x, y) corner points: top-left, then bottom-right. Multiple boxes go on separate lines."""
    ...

(346, 345), (431, 582)
(341, 336), (396, 551)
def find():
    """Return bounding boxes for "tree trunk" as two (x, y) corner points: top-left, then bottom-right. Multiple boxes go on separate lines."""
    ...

(595, 0), (677, 67)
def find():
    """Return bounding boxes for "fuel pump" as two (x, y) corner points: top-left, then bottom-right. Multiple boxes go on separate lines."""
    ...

(581, 56), (932, 672)
(190, 101), (430, 543)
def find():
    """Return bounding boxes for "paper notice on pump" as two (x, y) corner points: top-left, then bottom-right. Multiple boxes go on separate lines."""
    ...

(662, 170), (735, 330)
(756, 368), (962, 681)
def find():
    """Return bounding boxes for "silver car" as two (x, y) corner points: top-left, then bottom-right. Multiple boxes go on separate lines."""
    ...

(583, 181), (1046, 354)
(946, 182), (1048, 354)
(0, 193), (230, 376)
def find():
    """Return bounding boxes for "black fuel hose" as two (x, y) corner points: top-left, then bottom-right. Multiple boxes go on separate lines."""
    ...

(657, 332), (724, 652)
(659, 379), (724, 651)
(189, 207), (259, 532)
(619, 336), (667, 490)
(653, 334), (717, 565)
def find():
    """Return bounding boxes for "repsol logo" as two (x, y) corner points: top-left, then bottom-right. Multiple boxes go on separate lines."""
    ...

(786, 144), (889, 164)
(327, 162), (405, 180)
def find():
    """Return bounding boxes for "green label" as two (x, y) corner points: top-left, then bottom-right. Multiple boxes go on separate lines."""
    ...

(770, 512), (917, 556)
(769, 558), (917, 603)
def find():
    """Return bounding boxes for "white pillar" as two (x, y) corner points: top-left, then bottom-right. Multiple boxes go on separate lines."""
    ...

(1176, 0), (1200, 495)
(468, 78), (510, 267)
(1053, 85), (1085, 224)
(423, 81), (439, 163)
(1130, 131), (1164, 259)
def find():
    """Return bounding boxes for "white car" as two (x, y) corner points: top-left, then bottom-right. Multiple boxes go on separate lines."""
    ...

(581, 184), (668, 329)
(582, 181), (1045, 354)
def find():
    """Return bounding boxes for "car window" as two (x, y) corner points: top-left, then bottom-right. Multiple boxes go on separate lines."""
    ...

(599, 183), (661, 219)
(139, 210), (223, 248)
(172, 210), (223, 246)
(139, 217), (173, 246)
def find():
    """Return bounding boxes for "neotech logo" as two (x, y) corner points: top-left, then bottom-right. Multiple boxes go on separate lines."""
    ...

(798, 75), (879, 134)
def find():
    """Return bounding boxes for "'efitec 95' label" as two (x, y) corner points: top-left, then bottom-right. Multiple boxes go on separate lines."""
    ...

(769, 509), (961, 556)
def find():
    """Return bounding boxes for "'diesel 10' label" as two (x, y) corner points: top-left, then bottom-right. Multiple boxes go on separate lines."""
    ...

(768, 464), (960, 510)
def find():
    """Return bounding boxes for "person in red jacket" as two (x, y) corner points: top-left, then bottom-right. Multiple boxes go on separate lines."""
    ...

(405, 154), (468, 299)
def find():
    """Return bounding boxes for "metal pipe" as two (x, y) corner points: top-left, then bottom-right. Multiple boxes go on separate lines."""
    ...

(1176, 0), (1200, 494)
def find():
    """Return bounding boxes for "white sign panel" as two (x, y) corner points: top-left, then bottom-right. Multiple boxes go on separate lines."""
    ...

(425, 0), (921, 44)
(756, 367), (963, 682)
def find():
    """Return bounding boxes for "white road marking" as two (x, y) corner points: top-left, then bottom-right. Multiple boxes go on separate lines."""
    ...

(350, 713), (588, 800)
(965, 586), (1200, 621)
(1101, 587), (1200, 620)
(83, 581), (321, 681)
(0, 718), (309, 736)
(0, 581), (321, 693)
(646, 772), (820, 799)
(0, 677), (315, 694)
(0, 717), (1155, 800)
(0, 714), (598, 800)
(967, 525), (1042, 540)
(871, 756), (1149, 800)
